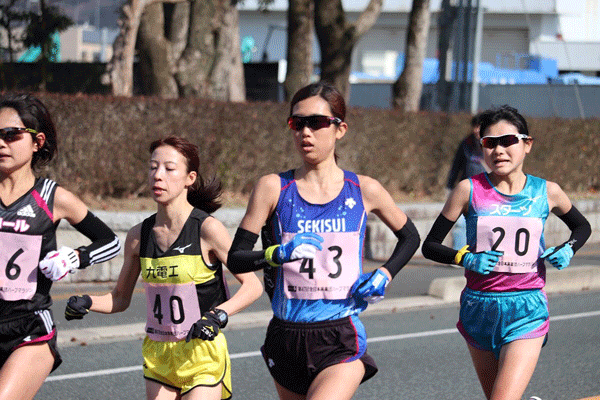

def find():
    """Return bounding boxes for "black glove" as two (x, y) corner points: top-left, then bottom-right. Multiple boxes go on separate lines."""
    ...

(65, 295), (92, 321)
(185, 309), (228, 342)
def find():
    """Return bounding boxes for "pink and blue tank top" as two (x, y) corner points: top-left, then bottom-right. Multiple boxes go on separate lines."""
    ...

(465, 173), (549, 291)
(263, 170), (367, 322)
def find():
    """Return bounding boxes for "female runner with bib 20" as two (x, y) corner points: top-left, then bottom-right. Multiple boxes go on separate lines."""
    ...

(0, 93), (121, 400)
(227, 82), (421, 400)
(65, 136), (262, 400)
(422, 105), (591, 400)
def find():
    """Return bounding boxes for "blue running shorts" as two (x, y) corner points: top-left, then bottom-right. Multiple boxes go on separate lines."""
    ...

(457, 287), (549, 359)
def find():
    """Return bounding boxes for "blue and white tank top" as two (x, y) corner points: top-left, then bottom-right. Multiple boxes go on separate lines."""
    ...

(465, 173), (549, 292)
(263, 170), (367, 322)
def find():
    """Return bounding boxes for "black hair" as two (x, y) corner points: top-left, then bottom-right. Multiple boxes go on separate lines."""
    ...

(0, 93), (57, 168)
(149, 136), (222, 213)
(478, 105), (530, 138)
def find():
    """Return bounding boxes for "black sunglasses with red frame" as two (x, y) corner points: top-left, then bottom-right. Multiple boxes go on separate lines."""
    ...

(288, 115), (342, 131)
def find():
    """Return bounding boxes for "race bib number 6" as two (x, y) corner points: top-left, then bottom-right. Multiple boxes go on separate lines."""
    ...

(0, 232), (42, 301)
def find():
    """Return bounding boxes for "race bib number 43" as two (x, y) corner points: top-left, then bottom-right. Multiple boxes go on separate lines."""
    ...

(0, 232), (42, 301)
(282, 231), (360, 300)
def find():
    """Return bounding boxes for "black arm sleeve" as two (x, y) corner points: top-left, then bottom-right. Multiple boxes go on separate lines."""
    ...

(421, 214), (461, 265)
(227, 227), (270, 274)
(558, 205), (591, 253)
(72, 211), (121, 269)
(381, 217), (421, 278)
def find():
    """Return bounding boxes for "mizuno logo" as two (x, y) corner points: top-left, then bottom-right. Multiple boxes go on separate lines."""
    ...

(17, 205), (36, 218)
(173, 244), (192, 254)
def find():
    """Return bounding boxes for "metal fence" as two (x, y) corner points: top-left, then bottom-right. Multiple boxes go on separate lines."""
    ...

(349, 82), (600, 118)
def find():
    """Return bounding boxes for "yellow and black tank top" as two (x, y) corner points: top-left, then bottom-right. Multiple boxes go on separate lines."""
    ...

(139, 208), (228, 342)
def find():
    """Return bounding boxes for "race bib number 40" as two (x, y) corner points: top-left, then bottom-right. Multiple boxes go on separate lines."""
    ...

(282, 231), (360, 300)
(476, 215), (543, 273)
(0, 232), (42, 301)
(144, 282), (201, 342)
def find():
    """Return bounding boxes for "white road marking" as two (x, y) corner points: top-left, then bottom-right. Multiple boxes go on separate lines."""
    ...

(45, 310), (600, 382)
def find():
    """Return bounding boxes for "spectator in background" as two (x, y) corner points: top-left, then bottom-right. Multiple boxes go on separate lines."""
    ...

(446, 113), (488, 250)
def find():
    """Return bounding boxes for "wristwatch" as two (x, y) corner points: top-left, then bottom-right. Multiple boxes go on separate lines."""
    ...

(212, 308), (228, 329)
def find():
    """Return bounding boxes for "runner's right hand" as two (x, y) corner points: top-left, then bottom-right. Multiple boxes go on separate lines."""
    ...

(461, 250), (503, 275)
(267, 232), (324, 265)
(65, 295), (92, 321)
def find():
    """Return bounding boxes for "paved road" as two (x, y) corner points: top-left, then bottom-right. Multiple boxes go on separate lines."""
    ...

(38, 290), (600, 400)
(49, 248), (600, 335)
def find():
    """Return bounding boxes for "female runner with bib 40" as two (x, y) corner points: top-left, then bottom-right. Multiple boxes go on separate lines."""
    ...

(227, 82), (421, 400)
(0, 93), (120, 400)
(65, 136), (262, 400)
(422, 105), (591, 400)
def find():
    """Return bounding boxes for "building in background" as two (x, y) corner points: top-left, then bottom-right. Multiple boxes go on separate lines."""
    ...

(238, 0), (600, 80)
(59, 24), (119, 62)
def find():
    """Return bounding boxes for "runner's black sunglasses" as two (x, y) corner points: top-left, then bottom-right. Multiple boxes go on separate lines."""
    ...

(288, 115), (342, 131)
(0, 127), (38, 143)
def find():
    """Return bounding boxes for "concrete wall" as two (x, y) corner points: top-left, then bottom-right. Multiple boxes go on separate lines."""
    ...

(57, 199), (600, 283)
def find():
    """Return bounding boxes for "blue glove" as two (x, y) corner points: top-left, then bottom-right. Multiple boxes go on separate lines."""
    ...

(461, 250), (503, 275)
(267, 232), (324, 265)
(541, 243), (573, 270)
(351, 269), (390, 304)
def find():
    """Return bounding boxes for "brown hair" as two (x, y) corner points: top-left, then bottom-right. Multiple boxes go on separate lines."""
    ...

(289, 82), (346, 121)
(149, 136), (222, 213)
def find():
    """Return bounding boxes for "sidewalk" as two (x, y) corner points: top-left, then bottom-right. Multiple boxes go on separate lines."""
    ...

(57, 263), (600, 347)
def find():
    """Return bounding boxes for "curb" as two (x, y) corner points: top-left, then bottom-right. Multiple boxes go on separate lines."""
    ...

(58, 265), (600, 347)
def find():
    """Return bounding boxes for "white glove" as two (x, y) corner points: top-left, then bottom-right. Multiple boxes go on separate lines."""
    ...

(39, 246), (80, 281)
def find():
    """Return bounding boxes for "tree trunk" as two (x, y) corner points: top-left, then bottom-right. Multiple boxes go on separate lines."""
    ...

(314, 0), (383, 101)
(435, 0), (457, 111)
(137, 2), (179, 98)
(392, 0), (431, 111)
(109, 0), (243, 101)
(108, 0), (148, 97)
(174, 0), (245, 101)
(284, 0), (313, 101)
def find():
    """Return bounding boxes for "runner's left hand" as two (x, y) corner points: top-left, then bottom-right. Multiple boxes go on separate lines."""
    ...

(39, 246), (80, 281)
(186, 310), (222, 342)
(351, 269), (390, 304)
(541, 243), (573, 270)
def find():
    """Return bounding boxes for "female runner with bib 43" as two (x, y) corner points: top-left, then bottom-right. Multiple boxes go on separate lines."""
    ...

(227, 82), (420, 400)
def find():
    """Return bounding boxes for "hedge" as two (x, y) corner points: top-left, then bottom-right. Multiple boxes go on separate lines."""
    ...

(22, 92), (600, 203)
